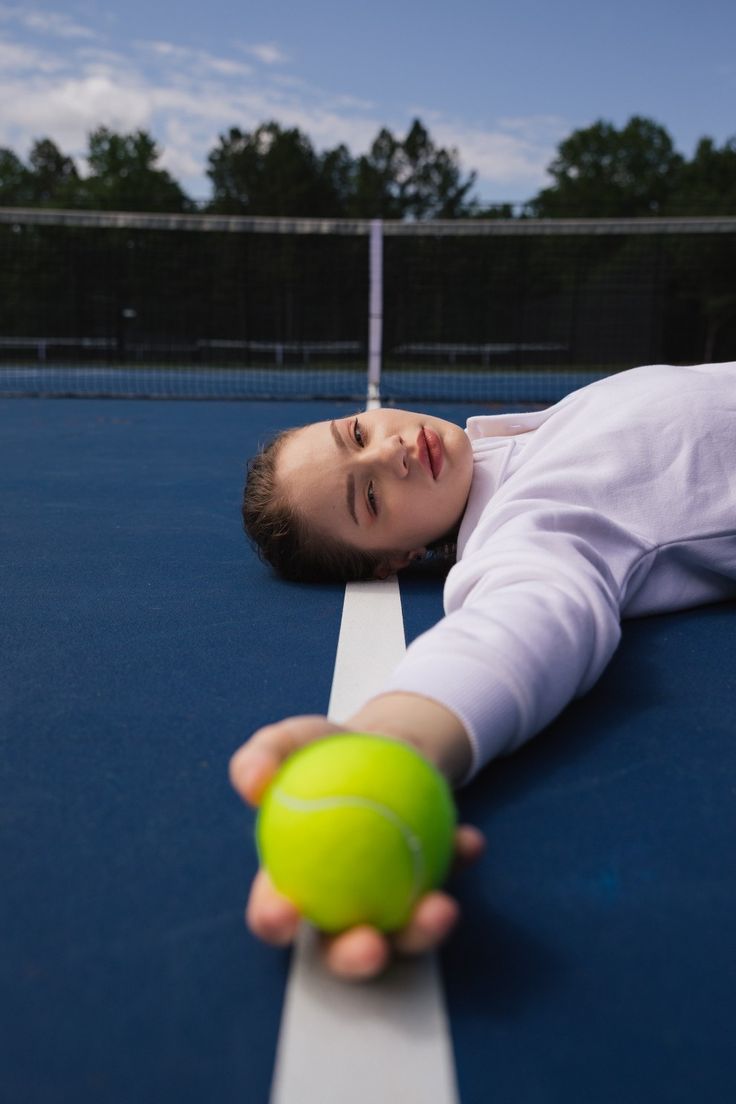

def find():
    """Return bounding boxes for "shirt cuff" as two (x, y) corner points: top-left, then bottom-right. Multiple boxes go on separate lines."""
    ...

(382, 654), (524, 784)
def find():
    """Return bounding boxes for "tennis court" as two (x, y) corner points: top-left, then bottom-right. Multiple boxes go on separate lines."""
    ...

(2, 210), (735, 1103)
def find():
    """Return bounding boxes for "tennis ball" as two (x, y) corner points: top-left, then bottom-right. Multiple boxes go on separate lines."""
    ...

(256, 734), (457, 933)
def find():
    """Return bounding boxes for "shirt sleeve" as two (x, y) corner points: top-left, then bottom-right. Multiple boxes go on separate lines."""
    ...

(380, 507), (633, 782)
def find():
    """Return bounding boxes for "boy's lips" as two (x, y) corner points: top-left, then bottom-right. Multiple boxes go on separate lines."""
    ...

(418, 426), (444, 479)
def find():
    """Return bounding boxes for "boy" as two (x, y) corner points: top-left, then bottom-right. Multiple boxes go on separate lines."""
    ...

(233, 362), (736, 978)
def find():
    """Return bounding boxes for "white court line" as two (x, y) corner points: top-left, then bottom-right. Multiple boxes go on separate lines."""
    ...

(269, 578), (460, 1104)
(268, 219), (459, 1101)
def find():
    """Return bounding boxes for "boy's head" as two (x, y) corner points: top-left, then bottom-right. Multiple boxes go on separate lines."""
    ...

(243, 408), (474, 583)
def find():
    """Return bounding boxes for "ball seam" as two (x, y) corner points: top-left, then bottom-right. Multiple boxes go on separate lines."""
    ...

(271, 788), (425, 903)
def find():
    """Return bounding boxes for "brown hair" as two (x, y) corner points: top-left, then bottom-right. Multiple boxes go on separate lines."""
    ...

(242, 429), (390, 583)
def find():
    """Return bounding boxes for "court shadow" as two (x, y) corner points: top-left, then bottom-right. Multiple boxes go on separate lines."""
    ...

(459, 612), (678, 819)
(436, 604), (736, 1019)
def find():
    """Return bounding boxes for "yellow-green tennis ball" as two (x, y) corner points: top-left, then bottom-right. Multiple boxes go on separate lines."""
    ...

(256, 734), (457, 934)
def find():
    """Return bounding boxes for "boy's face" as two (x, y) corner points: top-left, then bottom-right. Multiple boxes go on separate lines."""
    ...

(276, 408), (474, 573)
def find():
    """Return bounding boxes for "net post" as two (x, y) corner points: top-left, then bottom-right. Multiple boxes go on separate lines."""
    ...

(367, 219), (383, 409)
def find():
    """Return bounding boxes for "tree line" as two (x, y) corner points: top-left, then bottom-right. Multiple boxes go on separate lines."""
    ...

(1, 115), (735, 218)
(2, 116), (735, 365)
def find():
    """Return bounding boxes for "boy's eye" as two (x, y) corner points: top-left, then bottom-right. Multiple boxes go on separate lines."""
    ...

(353, 418), (366, 447)
(367, 481), (378, 515)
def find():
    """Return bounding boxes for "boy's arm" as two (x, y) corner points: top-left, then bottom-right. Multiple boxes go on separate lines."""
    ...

(231, 694), (472, 802)
(344, 692), (473, 787)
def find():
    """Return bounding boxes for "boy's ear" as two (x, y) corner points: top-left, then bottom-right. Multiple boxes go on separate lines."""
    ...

(373, 549), (425, 580)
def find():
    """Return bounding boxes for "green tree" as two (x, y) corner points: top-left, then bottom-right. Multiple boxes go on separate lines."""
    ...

(27, 138), (80, 206)
(207, 118), (476, 219)
(206, 122), (346, 216)
(349, 128), (402, 218)
(465, 201), (519, 220)
(660, 137), (736, 359)
(319, 143), (356, 214)
(666, 136), (736, 215)
(0, 148), (32, 206)
(81, 128), (191, 212)
(349, 119), (476, 219)
(401, 119), (476, 218)
(531, 116), (683, 217)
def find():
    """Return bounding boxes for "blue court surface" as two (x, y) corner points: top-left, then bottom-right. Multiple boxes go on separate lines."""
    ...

(2, 396), (735, 1103)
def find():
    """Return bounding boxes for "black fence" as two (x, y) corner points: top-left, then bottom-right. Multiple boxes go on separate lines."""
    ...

(1, 209), (734, 400)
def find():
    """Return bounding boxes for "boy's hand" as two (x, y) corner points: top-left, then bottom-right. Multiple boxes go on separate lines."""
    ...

(229, 715), (485, 981)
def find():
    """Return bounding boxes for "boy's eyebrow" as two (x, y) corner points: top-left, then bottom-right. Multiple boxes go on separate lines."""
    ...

(330, 420), (358, 525)
(330, 420), (346, 450)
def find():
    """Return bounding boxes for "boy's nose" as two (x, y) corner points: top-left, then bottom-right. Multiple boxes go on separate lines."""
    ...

(370, 434), (409, 476)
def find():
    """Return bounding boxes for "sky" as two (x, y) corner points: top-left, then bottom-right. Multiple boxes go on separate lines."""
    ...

(1, 0), (735, 205)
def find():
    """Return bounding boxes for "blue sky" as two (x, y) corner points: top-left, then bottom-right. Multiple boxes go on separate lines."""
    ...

(1, 0), (734, 203)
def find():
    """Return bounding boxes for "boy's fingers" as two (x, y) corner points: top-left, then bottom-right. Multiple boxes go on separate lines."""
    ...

(321, 890), (461, 979)
(246, 869), (301, 946)
(321, 925), (391, 980)
(246, 871), (467, 975)
(391, 891), (460, 955)
(247, 872), (393, 979)
(453, 824), (486, 871)
(229, 716), (344, 805)
(229, 745), (279, 805)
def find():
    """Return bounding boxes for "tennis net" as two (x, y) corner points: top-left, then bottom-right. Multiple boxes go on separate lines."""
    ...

(1, 207), (735, 403)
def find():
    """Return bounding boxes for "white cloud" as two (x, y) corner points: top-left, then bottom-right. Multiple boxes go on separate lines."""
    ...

(76, 45), (134, 72)
(408, 110), (569, 198)
(0, 35), (60, 71)
(0, 4), (96, 39)
(240, 41), (288, 65)
(0, 72), (152, 156)
(0, 17), (564, 202)
(497, 115), (571, 146)
(157, 116), (207, 181)
(139, 39), (252, 78)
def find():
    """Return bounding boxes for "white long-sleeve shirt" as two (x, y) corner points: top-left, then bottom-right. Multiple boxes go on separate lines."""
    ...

(383, 362), (736, 780)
